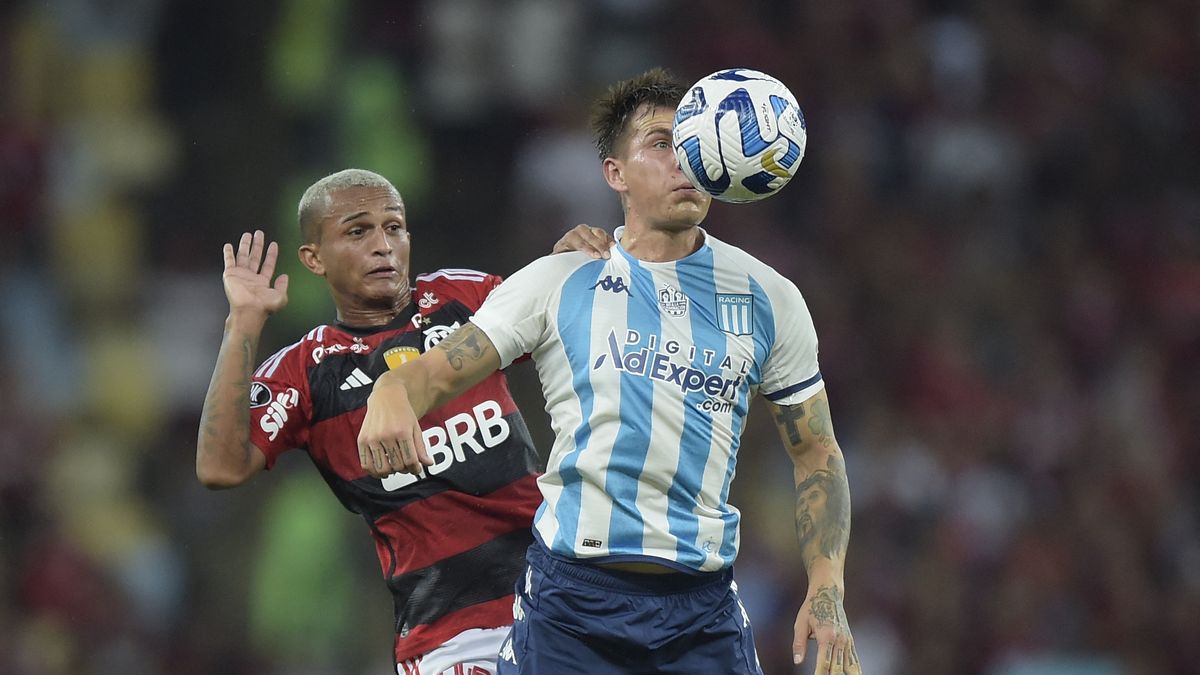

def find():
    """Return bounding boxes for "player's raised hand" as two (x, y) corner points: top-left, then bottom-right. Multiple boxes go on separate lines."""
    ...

(794, 584), (861, 674)
(552, 224), (613, 259)
(358, 373), (434, 479)
(222, 230), (290, 316)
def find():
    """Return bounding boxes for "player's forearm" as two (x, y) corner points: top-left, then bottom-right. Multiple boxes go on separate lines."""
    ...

(794, 446), (852, 581)
(196, 312), (266, 488)
(373, 358), (443, 419)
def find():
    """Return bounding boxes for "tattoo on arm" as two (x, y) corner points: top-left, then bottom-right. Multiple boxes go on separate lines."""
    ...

(807, 397), (833, 448)
(795, 454), (851, 568)
(435, 324), (490, 371)
(773, 403), (805, 445)
(199, 334), (256, 461)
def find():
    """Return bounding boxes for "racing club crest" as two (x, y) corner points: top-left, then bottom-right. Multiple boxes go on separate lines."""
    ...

(658, 283), (688, 317)
(716, 294), (754, 335)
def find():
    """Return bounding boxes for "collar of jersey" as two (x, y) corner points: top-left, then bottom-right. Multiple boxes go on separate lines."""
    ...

(612, 226), (711, 268)
(334, 300), (419, 336)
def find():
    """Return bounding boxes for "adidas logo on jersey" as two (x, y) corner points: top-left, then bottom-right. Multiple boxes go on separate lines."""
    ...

(339, 368), (373, 390)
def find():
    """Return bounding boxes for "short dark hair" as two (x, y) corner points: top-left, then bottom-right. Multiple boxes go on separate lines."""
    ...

(590, 67), (685, 160)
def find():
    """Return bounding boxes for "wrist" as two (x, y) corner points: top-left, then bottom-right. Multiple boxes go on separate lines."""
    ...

(803, 557), (845, 588)
(372, 369), (409, 396)
(225, 309), (269, 333)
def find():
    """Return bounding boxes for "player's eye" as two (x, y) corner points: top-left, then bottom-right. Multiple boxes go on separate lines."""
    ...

(348, 226), (364, 237)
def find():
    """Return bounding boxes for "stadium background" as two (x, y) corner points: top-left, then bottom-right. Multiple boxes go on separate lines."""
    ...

(1, 1), (1197, 673)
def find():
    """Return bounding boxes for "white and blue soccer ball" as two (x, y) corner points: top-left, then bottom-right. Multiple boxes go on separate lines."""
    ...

(672, 68), (807, 203)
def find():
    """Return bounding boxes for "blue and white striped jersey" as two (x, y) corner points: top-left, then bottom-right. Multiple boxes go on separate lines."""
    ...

(470, 228), (823, 573)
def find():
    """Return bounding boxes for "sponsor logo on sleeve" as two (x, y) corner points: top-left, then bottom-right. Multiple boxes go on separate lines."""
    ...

(249, 382), (272, 408)
(258, 387), (300, 442)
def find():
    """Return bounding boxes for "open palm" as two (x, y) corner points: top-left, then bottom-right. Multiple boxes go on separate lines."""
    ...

(222, 230), (290, 315)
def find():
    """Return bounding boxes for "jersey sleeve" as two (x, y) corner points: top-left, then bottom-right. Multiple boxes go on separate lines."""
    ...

(247, 341), (313, 468)
(470, 254), (577, 369)
(759, 278), (825, 405)
(417, 268), (504, 312)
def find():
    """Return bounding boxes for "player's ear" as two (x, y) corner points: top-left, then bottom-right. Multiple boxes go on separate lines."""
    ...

(298, 243), (325, 276)
(602, 157), (627, 193)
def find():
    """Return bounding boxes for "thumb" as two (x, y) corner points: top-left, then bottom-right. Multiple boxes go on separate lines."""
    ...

(794, 631), (809, 665)
(274, 273), (290, 296)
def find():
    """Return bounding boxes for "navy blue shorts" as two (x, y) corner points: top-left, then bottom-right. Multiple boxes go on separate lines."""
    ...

(496, 543), (762, 674)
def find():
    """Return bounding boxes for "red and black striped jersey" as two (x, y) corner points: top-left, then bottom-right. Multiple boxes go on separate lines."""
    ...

(247, 268), (541, 664)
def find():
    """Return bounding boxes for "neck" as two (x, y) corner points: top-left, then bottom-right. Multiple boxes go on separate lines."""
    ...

(619, 221), (703, 262)
(334, 287), (412, 328)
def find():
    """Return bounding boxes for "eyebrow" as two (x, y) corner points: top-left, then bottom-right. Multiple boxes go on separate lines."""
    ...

(339, 205), (404, 224)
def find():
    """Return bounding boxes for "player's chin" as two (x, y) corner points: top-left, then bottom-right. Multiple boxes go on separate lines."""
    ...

(673, 198), (711, 223)
(359, 282), (404, 304)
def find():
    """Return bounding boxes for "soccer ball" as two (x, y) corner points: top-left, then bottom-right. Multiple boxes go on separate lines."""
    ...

(672, 68), (807, 203)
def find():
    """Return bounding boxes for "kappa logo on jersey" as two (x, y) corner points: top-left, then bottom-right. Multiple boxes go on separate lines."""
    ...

(312, 337), (371, 364)
(591, 329), (747, 400)
(658, 283), (688, 317)
(381, 399), (511, 491)
(423, 321), (461, 351)
(339, 368), (373, 390)
(716, 294), (754, 335)
(249, 382), (272, 408)
(416, 291), (439, 309)
(590, 275), (631, 295)
(259, 387), (300, 441)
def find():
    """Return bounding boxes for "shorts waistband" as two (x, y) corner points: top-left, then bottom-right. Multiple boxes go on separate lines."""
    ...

(527, 541), (732, 595)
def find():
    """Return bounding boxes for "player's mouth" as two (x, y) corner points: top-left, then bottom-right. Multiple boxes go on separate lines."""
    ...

(366, 265), (398, 278)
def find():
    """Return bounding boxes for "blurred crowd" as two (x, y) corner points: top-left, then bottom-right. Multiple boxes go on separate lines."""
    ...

(1, 1), (1197, 674)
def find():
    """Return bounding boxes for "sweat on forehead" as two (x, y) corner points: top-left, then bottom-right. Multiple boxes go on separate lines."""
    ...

(297, 168), (400, 243)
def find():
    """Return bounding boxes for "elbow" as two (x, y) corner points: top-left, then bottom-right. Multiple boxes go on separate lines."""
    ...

(195, 449), (254, 490)
(196, 465), (246, 490)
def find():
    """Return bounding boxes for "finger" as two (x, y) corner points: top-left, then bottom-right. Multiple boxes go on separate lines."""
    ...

(358, 437), (371, 471)
(273, 273), (290, 298)
(223, 243), (236, 270)
(412, 426), (433, 468)
(811, 639), (831, 675)
(260, 241), (280, 279)
(236, 232), (252, 267)
(248, 230), (265, 271)
(847, 641), (862, 673)
(371, 444), (390, 477)
(578, 225), (610, 258)
(793, 619), (811, 665)
(793, 632), (808, 666)
(590, 227), (612, 258)
(383, 442), (405, 474)
(833, 645), (846, 675)
(399, 440), (420, 475)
